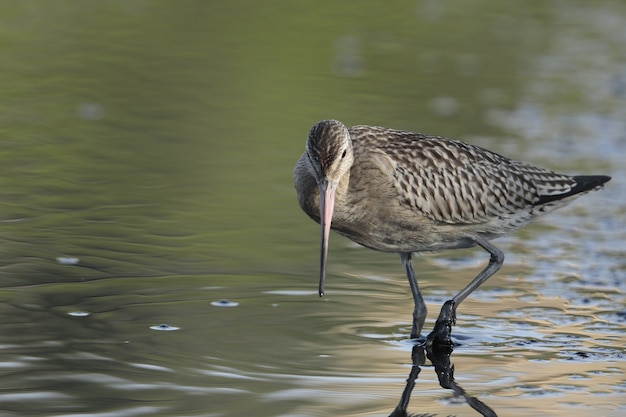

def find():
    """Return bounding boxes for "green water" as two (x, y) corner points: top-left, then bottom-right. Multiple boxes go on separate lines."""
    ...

(0, 1), (624, 416)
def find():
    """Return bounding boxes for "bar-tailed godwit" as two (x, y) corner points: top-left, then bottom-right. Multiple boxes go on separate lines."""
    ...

(294, 119), (610, 346)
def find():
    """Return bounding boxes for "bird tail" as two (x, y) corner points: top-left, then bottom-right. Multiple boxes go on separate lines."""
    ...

(536, 175), (611, 205)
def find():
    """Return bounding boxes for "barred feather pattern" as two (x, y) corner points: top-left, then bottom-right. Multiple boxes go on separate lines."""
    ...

(349, 125), (579, 225)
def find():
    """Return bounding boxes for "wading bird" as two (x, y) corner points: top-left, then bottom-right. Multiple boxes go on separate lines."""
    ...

(294, 119), (610, 346)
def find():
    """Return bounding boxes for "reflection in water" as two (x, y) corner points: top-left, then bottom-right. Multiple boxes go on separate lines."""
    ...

(390, 345), (497, 417)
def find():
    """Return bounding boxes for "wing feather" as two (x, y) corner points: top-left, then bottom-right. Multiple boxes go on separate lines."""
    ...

(350, 126), (576, 225)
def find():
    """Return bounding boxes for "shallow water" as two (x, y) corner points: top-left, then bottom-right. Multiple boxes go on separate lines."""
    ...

(0, 1), (625, 416)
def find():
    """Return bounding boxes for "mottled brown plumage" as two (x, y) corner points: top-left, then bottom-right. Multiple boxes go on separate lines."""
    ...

(294, 119), (610, 346)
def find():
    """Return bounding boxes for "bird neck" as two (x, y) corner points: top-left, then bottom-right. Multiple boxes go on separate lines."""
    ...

(333, 171), (351, 208)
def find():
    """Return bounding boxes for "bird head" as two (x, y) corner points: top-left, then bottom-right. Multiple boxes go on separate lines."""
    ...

(305, 120), (354, 297)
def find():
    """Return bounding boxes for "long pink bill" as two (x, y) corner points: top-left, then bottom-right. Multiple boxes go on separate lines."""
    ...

(318, 179), (338, 297)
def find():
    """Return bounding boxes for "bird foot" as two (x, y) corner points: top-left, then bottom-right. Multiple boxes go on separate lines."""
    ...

(426, 300), (456, 349)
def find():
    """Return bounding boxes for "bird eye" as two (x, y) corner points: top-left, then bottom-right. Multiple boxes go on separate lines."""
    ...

(341, 149), (347, 159)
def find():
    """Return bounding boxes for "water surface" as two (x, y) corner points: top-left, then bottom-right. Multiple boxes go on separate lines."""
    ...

(0, 1), (624, 416)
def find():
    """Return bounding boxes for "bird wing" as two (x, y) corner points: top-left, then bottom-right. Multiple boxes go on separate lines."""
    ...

(351, 126), (576, 225)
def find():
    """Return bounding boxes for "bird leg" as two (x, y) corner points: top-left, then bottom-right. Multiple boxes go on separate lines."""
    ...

(427, 238), (504, 347)
(400, 252), (428, 339)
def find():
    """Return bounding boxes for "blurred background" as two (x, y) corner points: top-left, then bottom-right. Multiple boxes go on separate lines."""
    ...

(0, 1), (624, 416)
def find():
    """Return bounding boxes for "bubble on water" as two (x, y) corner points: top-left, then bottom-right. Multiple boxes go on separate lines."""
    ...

(430, 96), (459, 117)
(211, 299), (239, 307)
(77, 102), (104, 120)
(150, 324), (180, 331)
(332, 35), (363, 78)
(67, 311), (90, 317)
(56, 257), (79, 265)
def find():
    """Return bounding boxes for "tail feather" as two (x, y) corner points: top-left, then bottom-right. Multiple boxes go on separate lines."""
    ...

(536, 175), (611, 205)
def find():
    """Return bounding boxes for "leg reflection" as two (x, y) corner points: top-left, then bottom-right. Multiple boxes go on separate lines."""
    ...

(389, 344), (497, 417)
(388, 344), (425, 417)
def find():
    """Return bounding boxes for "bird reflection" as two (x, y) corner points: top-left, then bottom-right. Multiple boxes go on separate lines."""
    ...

(389, 344), (497, 417)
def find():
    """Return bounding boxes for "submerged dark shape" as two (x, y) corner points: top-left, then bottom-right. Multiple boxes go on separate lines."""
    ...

(294, 119), (611, 346)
